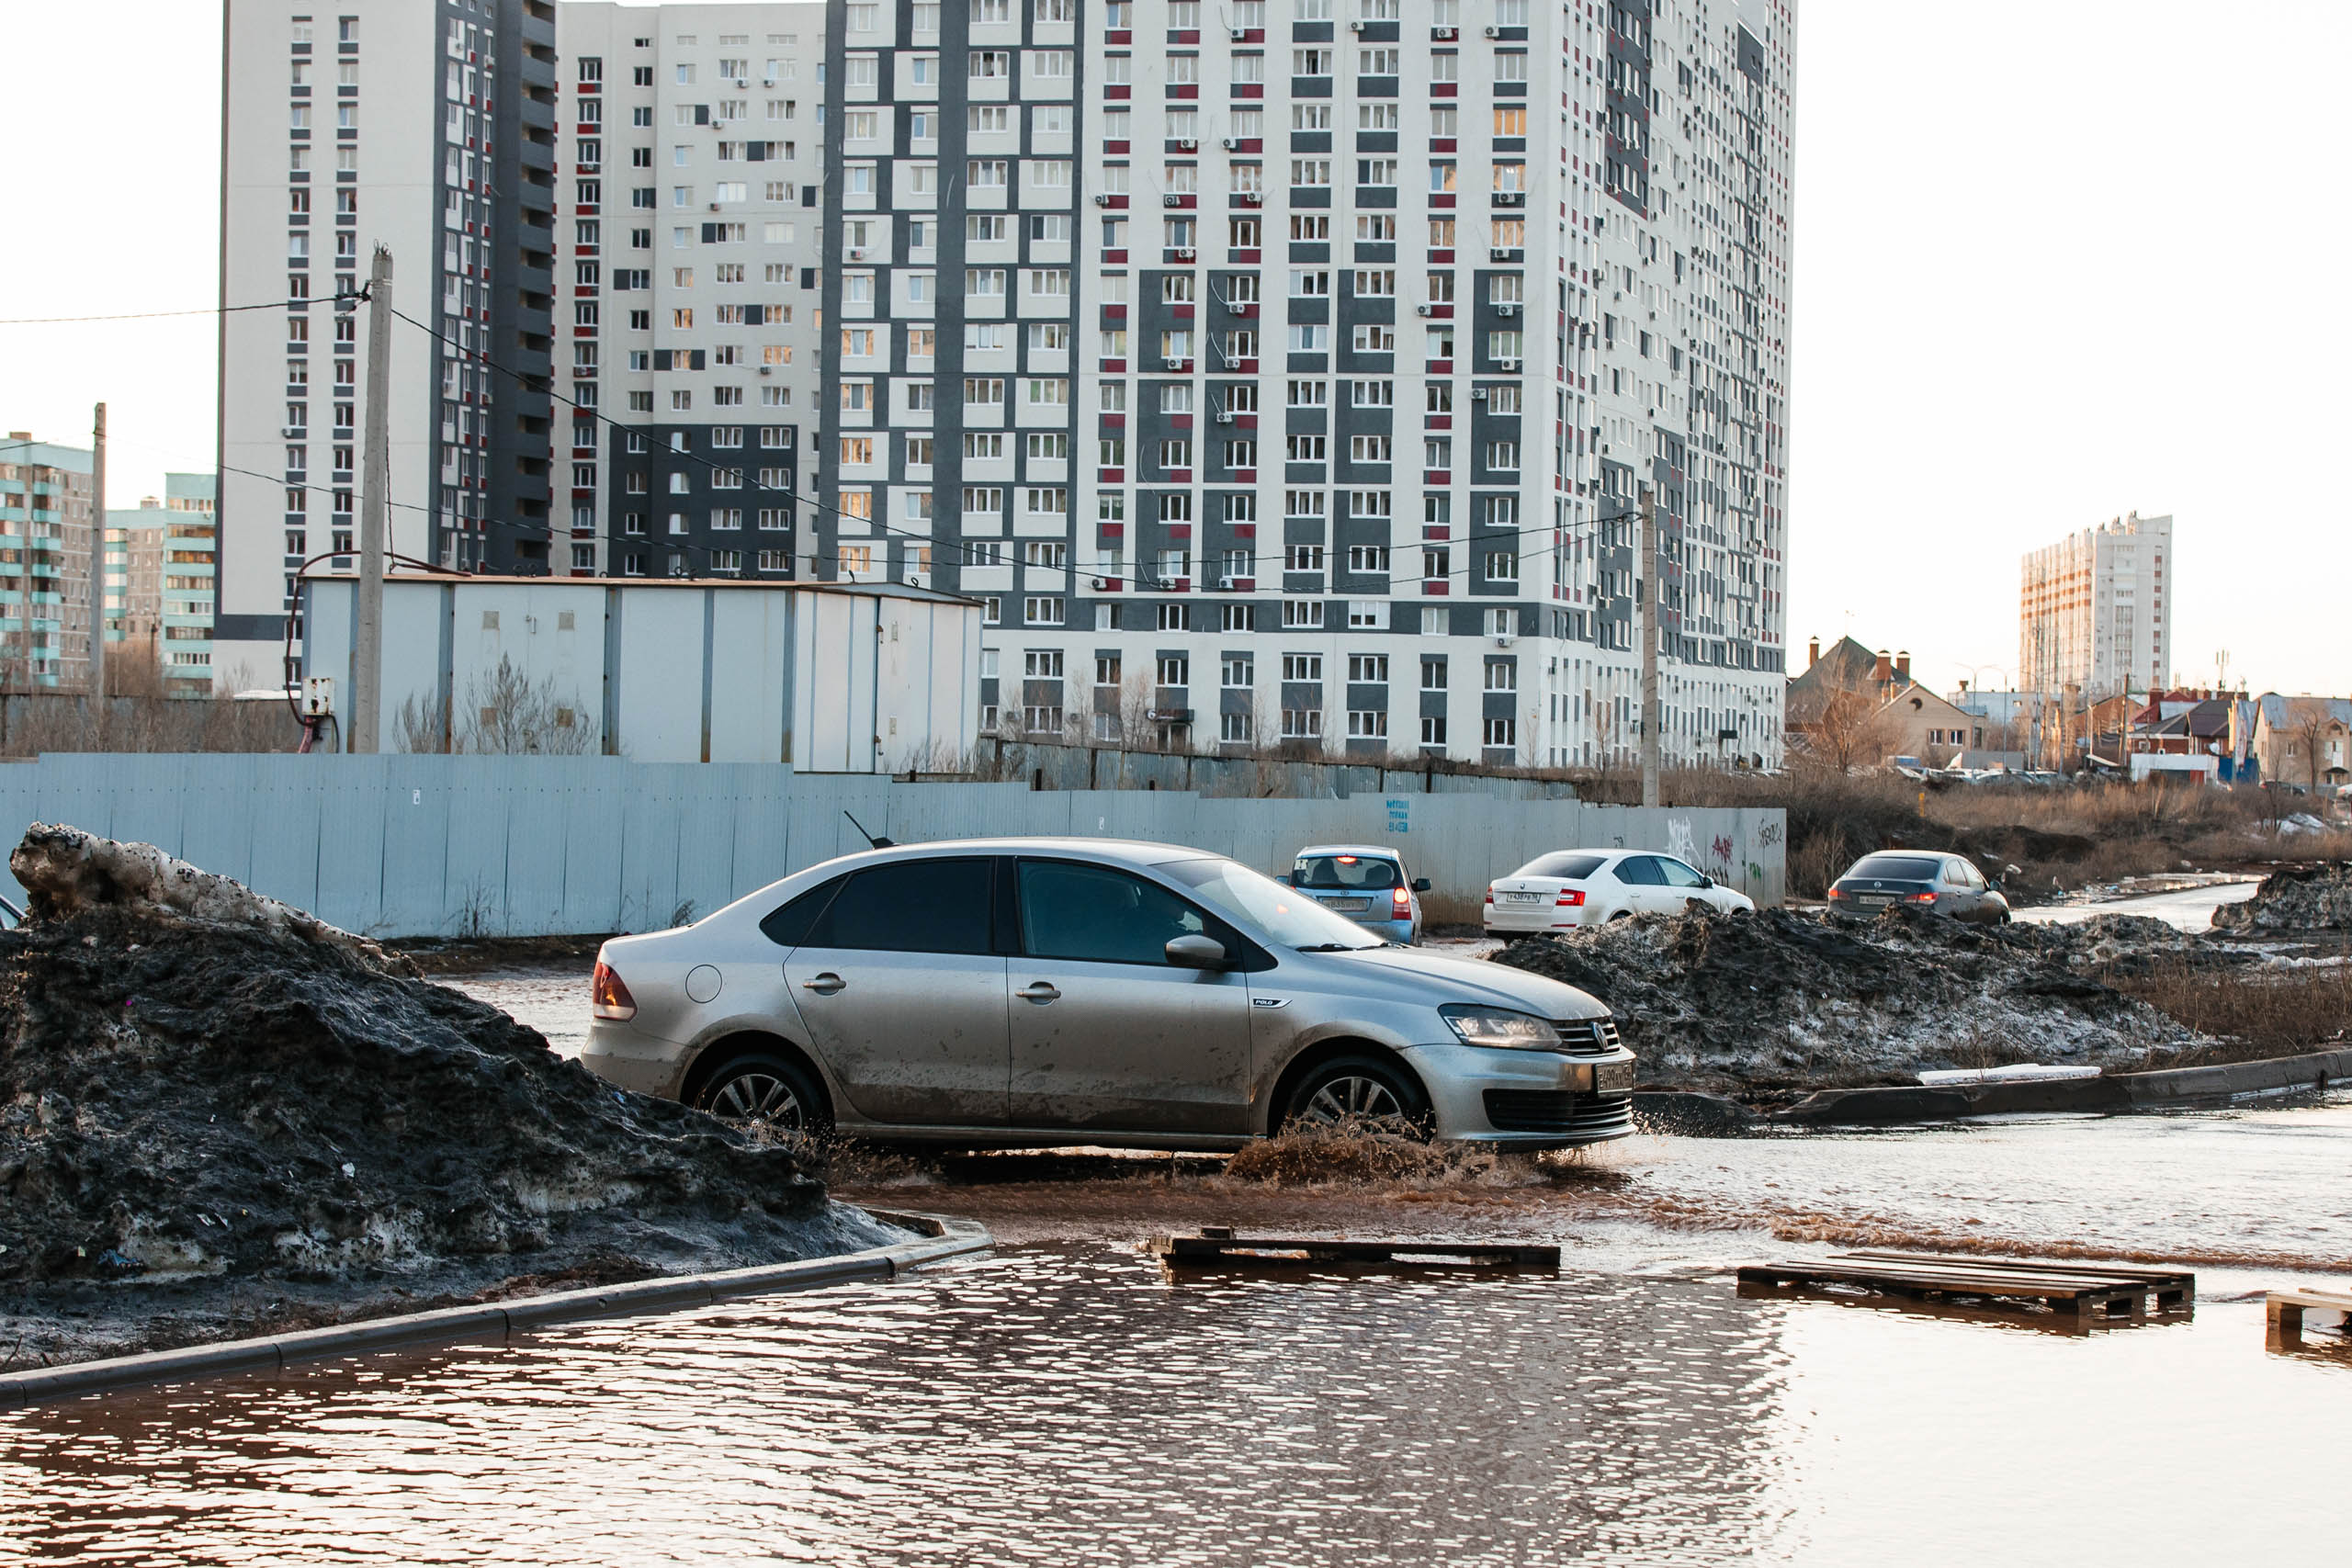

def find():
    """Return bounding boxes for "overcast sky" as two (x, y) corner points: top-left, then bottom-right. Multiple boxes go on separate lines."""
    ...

(4, 1), (2346, 695)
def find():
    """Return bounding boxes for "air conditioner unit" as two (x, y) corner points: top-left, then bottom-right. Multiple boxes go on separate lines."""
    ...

(1178, 138), (1198, 150)
(1230, 26), (1248, 39)
(1482, 24), (1500, 36)
(1494, 632), (1515, 647)
(1470, 387), (1488, 400)
(1238, 191), (1261, 205)
(1497, 191), (1522, 205)
(1432, 24), (1457, 38)
(1349, 19), (1365, 29)
(1163, 194), (1182, 207)
(1216, 411), (1235, 423)
(1093, 194), (1111, 205)
(1498, 357), (1521, 370)
(758, 366), (773, 376)
(1218, 575), (1238, 590)
(1175, 246), (1195, 259)
(1489, 246), (1510, 260)
(280, 425), (304, 438)
(1496, 302), (1518, 317)
(1164, 356), (1184, 368)
(1222, 136), (1238, 149)
(1415, 303), (1431, 316)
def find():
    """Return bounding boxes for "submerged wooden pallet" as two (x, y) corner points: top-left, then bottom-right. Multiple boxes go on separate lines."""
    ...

(1150, 1226), (1559, 1271)
(1738, 1250), (2194, 1325)
(2265, 1288), (2352, 1350)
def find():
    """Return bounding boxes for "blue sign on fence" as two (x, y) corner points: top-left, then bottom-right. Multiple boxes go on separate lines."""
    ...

(1385, 797), (1410, 834)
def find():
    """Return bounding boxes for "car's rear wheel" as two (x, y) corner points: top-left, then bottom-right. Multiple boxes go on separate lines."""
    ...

(697, 1051), (831, 1135)
(1281, 1055), (1432, 1138)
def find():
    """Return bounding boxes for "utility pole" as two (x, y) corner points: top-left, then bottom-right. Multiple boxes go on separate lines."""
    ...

(1639, 489), (1660, 807)
(89, 401), (107, 715)
(351, 245), (393, 753)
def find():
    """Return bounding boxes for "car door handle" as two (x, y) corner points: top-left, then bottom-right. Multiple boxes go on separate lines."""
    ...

(802, 972), (846, 996)
(1016, 982), (1061, 1004)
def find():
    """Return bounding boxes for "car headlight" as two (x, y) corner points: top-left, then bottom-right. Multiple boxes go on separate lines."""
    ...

(1440, 1006), (1562, 1050)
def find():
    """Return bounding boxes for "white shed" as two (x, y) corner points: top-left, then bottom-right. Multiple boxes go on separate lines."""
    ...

(301, 574), (982, 771)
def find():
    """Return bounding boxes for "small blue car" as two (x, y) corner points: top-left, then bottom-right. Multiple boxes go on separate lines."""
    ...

(1281, 844), (1428, 944)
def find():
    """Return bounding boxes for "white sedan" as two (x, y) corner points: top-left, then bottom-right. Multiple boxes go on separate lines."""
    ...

(1484, 849), (1756, 937)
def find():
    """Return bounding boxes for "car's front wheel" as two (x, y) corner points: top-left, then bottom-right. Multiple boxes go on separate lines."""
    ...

(1280, 1055), (1432, 1138)
(697, 1051), (831, 1135)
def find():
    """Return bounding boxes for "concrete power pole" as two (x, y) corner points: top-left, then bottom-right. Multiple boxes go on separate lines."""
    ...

(351, 245), (394, 753)
(1639, 490), (1660, 808)
(89, 401), (107, 712)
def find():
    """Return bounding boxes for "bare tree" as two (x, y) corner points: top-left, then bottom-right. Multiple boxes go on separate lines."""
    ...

(454, 656), (601, 755)
(2292, 708), (2329, 792)
(1797, 678), (1896, 773)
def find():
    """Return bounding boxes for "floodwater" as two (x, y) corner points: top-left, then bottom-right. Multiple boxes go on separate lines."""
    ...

(2, 1237), (2346, 1565)
(2015, 877), (2261, 932)
(7, 951), (2333, 1561)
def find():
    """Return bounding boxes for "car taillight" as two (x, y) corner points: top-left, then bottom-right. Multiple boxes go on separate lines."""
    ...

(1391, 886), (1412, 910)
(1826, 887), (1847, 900)
(1908, 891), (1938, 904)
(1555, 888), (1585, 907)
(1484, 887), (1495, 904)
(592, 960), (638, 1021)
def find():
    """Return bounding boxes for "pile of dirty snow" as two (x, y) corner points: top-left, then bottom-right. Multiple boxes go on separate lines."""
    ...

(1489, 906), (2211, 1093)
(2211, 863), (2352, 933)
(0, 825), (900, 1365)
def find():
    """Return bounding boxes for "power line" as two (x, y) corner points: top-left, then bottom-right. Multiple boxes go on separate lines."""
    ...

(0, 299), (301, 327)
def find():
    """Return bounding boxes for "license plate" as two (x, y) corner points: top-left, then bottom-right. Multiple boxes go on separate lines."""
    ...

(1595, 1059), (1635, 1094)
(1329, 897), (1370, 912)
(1858, 896), (1890, 908)
(1501, 891), (1544, 905)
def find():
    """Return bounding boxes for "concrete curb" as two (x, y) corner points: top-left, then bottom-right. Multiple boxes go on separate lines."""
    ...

(1776, 1046), (2352, 1126)
(0, 1208), (991, 1411)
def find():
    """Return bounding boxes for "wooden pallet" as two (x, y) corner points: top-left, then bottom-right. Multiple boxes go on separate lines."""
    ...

(2265, 1288), (2352, 1350)
(1738, 1250), (2194, 1325)
(1150, 1226), (1559, 1271)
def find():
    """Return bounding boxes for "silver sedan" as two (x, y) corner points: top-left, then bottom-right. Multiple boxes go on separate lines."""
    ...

(581, 837), (1636, 1151)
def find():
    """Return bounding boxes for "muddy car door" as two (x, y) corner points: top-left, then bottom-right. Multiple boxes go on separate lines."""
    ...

(777, 857), (1010, 1127)
(1005, 857), (1257, 1135)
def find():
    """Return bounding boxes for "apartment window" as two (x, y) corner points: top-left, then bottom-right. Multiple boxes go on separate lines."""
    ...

(1222, 655), (1255, 688)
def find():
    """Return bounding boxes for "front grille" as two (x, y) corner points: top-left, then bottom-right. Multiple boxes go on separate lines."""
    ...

(1483, 1089), (1635, 1139)
(1552, 1018), (1623, 1057)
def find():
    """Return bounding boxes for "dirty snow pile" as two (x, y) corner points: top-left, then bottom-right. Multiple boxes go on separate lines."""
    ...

(0, 825), (898, 1303)
(2211, 863), (2352, 933)
(1489, 905), (2213, 1092)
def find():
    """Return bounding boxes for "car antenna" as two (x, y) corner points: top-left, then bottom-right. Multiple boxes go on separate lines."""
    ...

(843, 811), (895, 850)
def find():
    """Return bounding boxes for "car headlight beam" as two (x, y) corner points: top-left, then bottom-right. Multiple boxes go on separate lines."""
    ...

(1440, 1006), (1563, 1050)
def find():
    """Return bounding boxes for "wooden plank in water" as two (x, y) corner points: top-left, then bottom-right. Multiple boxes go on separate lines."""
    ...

(2265, 1288), (2352, 1349)
(1837, 1251), (2194, 1310)
(1738, 1255), (2192, 1324)
(1151, 1231), (1560, 1270)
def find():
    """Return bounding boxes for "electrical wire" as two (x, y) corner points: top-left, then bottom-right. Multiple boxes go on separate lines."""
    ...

(0, 299), (306, 327)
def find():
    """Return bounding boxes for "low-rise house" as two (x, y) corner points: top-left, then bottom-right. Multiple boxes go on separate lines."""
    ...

(1787, 637), (1979, 768)
(2246, 694), (2352, 790)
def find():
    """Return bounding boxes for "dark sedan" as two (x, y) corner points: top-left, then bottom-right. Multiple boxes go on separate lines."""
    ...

(1826, 852), (2010, 923)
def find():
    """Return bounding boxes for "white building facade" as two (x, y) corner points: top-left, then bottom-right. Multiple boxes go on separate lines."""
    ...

(551, 4), (831, 580)
(818, 0), (1794, 765)
(2019, 510), (2174, 702)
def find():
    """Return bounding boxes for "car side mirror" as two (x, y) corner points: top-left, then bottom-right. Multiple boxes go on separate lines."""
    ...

(1273, 872), (1294, 886)
(1698, 874), (1713, 888)
(1166, 933), (1229, 971)
(1411, 877), (1431, 893)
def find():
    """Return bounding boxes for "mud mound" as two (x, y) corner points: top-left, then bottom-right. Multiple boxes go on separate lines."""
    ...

(1221, 1117), (1611, 1190)
(0, 827), (898, 1308)
(1490, 907), (2204, 1092)
(2211, 863), (2352, 932)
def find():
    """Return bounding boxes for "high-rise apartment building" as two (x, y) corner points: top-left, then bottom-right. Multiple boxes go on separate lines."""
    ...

(818, 0), (1794, 764)
(2019, 511), (2173, 703)
(162, 474), (220, 691)
(0, 434), (96, 689)
(551, 5), (829, 579)
(219, 0), (559, 684)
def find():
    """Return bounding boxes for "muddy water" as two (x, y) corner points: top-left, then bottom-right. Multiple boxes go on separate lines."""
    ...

(2, 1244), (2346, 1565)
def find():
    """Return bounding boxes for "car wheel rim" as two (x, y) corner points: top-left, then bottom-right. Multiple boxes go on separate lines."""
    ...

(1302, 1075), (1403, 1124)
(711, 1072), (805, 1128)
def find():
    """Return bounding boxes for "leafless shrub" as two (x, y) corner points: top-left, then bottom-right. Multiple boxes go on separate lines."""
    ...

(454, 657), (600, 755)
(2119, 958), (2352, 1062)
(0, 693), (293, 757)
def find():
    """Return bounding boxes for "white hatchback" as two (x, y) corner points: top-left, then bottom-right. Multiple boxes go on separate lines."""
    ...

(1485, 849), (1756, 936)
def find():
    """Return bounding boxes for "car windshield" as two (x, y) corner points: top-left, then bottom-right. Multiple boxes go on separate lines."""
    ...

(1847, 854), (1941, 881)
(1293, 853), (1401, 890)
(1516, 852), (1608, 881)
(1158, 856), (1386, 949)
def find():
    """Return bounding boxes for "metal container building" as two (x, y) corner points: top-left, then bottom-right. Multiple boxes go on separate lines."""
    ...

(301, 574), (982, 771)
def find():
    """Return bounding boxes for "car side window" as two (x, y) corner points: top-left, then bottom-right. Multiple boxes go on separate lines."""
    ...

(1658, 858), (1707, 888)
(802, 858), (995, 954)
(1613, 856), (1661, 886)
(759, 874), (846, 947)
(1017, 860), (1208, 965)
